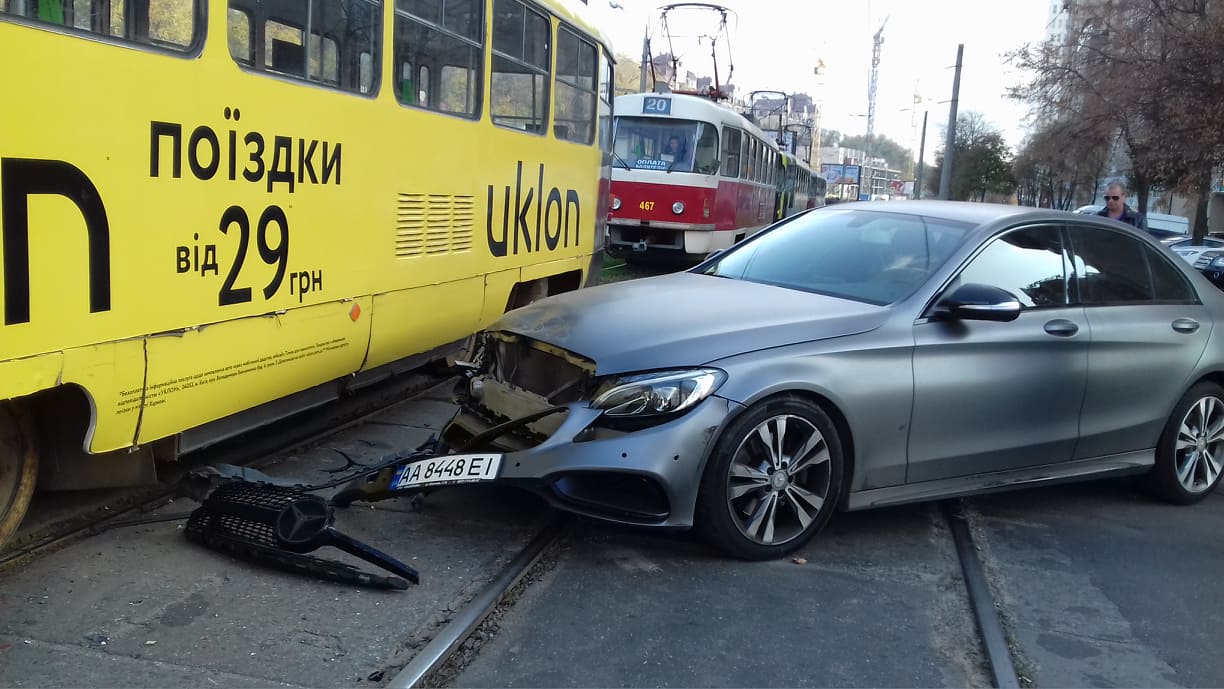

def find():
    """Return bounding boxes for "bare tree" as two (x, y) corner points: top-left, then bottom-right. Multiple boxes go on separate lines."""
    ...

(1010, 0), (1224, 237)
(1013, 116), (1112, 209)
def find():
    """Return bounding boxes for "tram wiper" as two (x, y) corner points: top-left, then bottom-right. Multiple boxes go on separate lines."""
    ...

(612, 152), (633, 171)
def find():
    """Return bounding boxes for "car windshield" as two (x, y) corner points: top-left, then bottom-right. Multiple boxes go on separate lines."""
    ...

(612, 116), (718, 173)
(697, 209), (974, 305)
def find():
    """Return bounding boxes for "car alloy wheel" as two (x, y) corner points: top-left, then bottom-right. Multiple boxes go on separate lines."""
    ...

(1173, 396), (1224, 493)
(1153, 382), (1224, 504)
(697, 395), (843, 560)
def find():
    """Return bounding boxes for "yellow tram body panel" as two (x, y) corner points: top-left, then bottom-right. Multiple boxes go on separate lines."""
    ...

(0, 0), (613, 456)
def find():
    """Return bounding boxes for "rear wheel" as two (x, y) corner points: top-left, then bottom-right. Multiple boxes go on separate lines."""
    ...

(696, 395), (843, 560)
(1151, 382), (1224, 504)
(0, 402), (39, 549)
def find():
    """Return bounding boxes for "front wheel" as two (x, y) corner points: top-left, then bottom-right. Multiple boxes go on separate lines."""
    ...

(696, 395), (844, 560)
(0, 402), (39, 549)
(1150, 382), (1224, 504)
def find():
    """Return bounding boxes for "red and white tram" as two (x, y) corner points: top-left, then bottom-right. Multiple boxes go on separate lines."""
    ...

(607, 92), (790, 262)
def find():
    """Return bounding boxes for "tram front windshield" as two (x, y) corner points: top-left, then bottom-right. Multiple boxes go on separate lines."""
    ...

(613, 117), (719, 173)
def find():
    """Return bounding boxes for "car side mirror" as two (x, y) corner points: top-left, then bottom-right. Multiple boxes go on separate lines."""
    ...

(933, 283), (1022, 322)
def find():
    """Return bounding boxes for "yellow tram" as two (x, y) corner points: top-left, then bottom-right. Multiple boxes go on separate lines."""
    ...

(0, 0), (614, 546)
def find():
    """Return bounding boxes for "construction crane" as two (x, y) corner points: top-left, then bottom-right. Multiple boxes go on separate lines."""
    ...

(865, 15), (888, 188)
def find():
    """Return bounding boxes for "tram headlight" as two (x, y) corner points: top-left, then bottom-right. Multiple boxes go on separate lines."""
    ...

(672, 201), (685, 215)
(611, 196), (622, 210)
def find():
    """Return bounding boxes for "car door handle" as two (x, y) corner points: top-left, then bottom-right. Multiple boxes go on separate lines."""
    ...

(1043, 319), (1079, 337)
(1172, 318), (1201, 334)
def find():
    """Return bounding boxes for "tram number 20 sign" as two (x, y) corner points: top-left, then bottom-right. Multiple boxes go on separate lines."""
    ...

(642, 97), (672, 115)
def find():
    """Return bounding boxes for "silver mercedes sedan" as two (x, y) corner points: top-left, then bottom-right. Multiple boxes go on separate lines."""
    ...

(439, 201), (1224, 560)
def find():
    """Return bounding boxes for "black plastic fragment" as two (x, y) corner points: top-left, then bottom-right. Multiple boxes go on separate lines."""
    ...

(185, 481), (419, 589)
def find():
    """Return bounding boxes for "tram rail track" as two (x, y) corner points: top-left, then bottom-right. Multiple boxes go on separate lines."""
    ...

(0, 371), (451, 571)
(371, 501), (1026, 689)
(1, 362), (1027, 689)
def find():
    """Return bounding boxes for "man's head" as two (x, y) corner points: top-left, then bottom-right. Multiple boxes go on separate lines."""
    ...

(1104, 182), (1126, 214)
(667, 136), (681, 152)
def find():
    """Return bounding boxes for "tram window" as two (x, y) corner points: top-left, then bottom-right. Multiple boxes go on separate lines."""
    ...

(597, 51), (613, 152)
(491, 0), (550, 134)
(417, 64), (431, 105)
(148, 0), (190, 44)
(694, 123), (719, 175)
(266, 20), (306, 74)
(228, 7), (253, 64)
(394, 0), (483, 117)
(751, 139), (761, 182)
(263, 22), (340, 85)
(721, 127), (741, 178)
(3, 0), (199, 50)
(233, 0), (381, 95)
(741, 137), (751, 181)
(554, 26), (596, 144)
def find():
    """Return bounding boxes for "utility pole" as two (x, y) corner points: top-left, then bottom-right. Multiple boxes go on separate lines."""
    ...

(915, 111), (928, 200)
(938, 44), (963, 200)
(639, 22), (650, 92)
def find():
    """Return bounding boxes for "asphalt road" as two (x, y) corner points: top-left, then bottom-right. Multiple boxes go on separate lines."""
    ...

(3, 367), (1223, 688)
(450, 480), (1224, 688)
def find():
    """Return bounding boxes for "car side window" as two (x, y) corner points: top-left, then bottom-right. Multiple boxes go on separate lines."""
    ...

(1069, 226), (1157, 305)
(1147, 246), (1198, 303)
(956, 225), (1070, 308)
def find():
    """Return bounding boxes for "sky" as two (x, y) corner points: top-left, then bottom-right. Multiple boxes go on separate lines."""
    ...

(586, 0), (1054, 156)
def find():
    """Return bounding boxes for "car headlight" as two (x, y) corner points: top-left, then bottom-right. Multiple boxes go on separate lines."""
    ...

(591, 369), (726, 417)
(1211, 256), (1224, 268)
(672, 201), (685, 214)
(611, 196), (622, 210)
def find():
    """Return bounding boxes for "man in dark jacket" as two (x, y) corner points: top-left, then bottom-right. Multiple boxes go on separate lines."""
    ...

(1095, 181), (1147, 229)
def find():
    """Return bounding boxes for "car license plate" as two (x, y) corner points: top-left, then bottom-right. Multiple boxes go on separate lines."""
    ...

(392, 453), (501, 489)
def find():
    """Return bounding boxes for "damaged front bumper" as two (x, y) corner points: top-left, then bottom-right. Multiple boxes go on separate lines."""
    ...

(333, 392), (738, 529)
(439, 395), (739, 527)
(334, 330), (742, 529)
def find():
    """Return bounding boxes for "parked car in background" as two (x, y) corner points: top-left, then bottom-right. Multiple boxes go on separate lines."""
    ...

(440, 201), (1224, 560)
(1167, 236), (1224, 288)
(1168, 236), (1224, 264)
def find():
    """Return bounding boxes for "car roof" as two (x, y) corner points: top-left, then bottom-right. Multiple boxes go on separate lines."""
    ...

(826, 200), (1108, 227)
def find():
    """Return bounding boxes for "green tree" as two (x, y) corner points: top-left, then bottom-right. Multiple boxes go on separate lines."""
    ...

(839, 133), (913, 175)
(614, 53), (643, 96)
(928, 112), (1015, 201)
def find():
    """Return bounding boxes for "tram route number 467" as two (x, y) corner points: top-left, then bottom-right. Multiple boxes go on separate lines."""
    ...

(176, 204), (298, 306)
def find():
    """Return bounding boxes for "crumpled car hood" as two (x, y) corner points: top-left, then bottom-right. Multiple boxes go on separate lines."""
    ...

(491, 272), (889, 375)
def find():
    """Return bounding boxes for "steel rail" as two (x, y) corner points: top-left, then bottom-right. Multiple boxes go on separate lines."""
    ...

(943, 500), (1021, 689)
(386, 514), (566, 689)
(0, 374), (448, 569)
